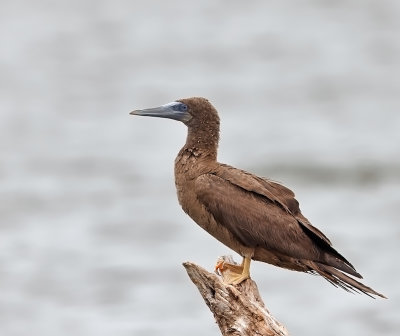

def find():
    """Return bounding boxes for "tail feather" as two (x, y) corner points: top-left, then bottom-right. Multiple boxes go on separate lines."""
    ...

(308, 261), (386, 298)
(323, 253), (362, 279)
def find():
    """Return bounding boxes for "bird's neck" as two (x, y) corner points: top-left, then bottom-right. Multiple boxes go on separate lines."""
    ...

(182, 125), (219, 161)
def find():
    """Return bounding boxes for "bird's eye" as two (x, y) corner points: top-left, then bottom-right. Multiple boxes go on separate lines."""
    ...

(179, 103), (188, 112)
(171, 102), (188, 113)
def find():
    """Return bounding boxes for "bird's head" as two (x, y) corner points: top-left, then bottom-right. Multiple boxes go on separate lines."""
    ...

(130, 97), (220, 128)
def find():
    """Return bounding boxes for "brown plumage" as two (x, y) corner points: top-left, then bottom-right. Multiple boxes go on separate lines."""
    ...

(130, 97), (385, 298)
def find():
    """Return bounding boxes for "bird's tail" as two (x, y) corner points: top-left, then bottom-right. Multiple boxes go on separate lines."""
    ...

(307, 261), (386, 298)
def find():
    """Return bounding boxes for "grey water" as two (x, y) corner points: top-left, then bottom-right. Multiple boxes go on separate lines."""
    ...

(0, 1), (399, 335)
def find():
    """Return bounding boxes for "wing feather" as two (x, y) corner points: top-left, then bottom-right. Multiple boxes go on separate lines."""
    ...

(195, 166), (358, 275)
(195, 173), (321, 260)
(218, 164), (333, 246)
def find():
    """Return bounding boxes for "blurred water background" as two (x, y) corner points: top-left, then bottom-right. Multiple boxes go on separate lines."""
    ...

(0, 1), (399, 335)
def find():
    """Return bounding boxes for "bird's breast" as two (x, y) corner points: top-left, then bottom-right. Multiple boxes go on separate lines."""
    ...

(174, 156), (249, 256)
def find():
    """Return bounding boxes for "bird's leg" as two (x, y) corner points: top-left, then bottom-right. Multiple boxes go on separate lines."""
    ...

(215, 256), (251, 285)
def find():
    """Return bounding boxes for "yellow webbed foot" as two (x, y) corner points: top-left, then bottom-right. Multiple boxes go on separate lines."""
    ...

(215, 256), (251, 285)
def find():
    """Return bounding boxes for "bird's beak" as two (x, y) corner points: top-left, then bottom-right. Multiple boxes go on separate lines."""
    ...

(130, 102), (191, 123)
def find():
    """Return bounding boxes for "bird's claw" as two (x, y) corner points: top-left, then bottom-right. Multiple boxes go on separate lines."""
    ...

(214, 255), (251, 285)
(214, 259), (226, 275)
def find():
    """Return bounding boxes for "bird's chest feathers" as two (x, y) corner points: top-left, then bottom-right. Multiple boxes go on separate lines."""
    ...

(174, 148), (215, 179)
(174, 157), (247, 254)
(174, 151), (215, 226)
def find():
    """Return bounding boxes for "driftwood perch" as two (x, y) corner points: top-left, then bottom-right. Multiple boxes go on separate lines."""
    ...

(183, 257), (289, 336)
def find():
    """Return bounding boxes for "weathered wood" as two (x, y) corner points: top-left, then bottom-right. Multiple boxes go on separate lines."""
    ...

(183, 256), (289, 336)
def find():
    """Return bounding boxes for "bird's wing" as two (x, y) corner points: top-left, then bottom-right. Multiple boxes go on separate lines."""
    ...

(194, 171), (323, 260)
(217, 164), (332, 246)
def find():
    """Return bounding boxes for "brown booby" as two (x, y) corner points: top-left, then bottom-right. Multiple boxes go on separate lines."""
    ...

(130, 97), (385, 298)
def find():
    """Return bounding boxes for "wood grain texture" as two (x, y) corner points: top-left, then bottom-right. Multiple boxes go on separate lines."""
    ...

(183, 258), (289, 336)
